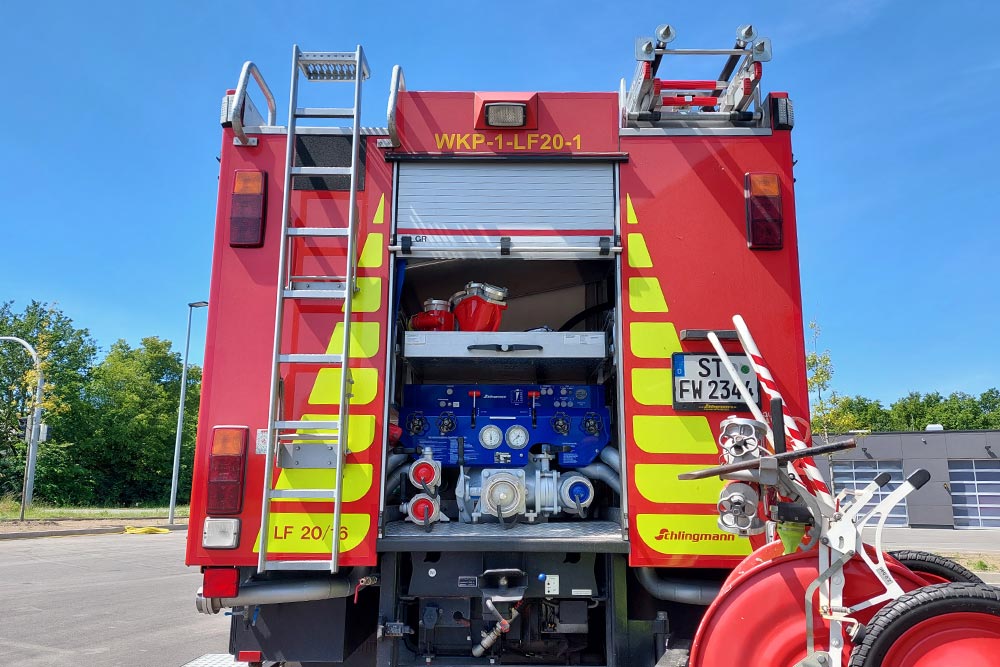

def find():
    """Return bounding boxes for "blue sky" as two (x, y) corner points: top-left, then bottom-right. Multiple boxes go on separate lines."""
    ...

(2, 1), (997, 404)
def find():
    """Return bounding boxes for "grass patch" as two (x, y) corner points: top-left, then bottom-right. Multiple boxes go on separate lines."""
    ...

(0, 494), (189, 521)
(940, 552), (1000, 573)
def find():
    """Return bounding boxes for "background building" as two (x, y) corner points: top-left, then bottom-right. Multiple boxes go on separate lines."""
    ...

(815, 430), (1000, 529)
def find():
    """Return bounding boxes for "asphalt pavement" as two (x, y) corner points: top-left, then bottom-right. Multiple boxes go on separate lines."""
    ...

(0, 531), (230, 667)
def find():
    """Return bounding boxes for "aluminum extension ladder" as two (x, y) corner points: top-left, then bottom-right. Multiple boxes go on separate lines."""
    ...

(257, 45), (370, 574)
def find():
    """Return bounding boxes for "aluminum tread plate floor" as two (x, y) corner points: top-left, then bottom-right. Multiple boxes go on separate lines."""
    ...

(379, 519), (628, 552)
(181, 655), (247, 667)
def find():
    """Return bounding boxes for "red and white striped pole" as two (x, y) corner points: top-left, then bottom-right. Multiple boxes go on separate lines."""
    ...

(733, 315), (835, 510)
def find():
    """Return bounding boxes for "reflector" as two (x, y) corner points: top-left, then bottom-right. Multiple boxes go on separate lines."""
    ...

(202, 566), (239, 595)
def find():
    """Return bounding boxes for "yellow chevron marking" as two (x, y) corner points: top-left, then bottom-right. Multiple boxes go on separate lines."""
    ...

(292, 413), (376, 452)
(358, 233), (384, 269)
(631, 368), (673, 406)
(626, 194), (638, 225)
(372, 194), (385, 225)
(274, 464), (373, 503)
(636, 514), (751, 556)
(253, 512), (370, 555)
(632, 415), (717, 454)
(628, 277), (668, 313)
(627, 233), (652, 268)
(630, 322), (681, 359)
(309, 367), (378, 405)
(635, 464), (722, 504)
(343, 277), (382, 314)
(326, 321), (380, 359)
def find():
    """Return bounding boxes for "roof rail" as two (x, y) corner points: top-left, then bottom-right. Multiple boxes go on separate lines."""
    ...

(229, 61), (277, 146)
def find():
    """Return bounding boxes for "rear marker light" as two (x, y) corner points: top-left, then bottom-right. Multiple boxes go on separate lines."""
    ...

(485, 103), (526, 128)
(202, 567), (240, 596)
(229, 169), (266, 248)
(202, 518), (241, 549)
(207, 426), (248, 515)
(745, 173), (783, 250)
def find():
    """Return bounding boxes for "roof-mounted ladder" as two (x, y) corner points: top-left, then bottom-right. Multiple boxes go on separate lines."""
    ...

(257, 45), (370, 575)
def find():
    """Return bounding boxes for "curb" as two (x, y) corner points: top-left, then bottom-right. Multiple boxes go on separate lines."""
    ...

(0, 524), (188, 540)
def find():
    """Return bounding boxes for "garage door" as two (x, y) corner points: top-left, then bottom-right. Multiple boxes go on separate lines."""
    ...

(395, 162), (617, 259)
(831, 460), (909, 526)
(949, 460), (1000, 528)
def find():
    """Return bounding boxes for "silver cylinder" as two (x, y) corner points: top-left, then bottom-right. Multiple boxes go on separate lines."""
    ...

(196, 577), (354, 615)
(576, 462), (622, 496)
(599, 446), (621, 473)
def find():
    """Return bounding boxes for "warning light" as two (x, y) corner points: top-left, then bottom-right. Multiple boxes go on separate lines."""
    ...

(207, 426), (248, 515)
(485, 103), (526, 128)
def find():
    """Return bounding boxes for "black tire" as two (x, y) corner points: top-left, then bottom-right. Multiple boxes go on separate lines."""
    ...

(848, 582), (1000, 667)
(889, 549), (984, 584)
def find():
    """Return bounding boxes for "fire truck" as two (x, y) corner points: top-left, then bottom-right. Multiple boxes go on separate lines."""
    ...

(186, 23), (1000, 667)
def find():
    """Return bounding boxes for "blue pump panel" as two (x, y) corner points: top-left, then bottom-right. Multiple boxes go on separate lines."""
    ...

(399, 384), (611, 467)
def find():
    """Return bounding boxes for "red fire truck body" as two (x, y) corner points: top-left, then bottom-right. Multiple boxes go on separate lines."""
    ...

(183, 26), (1000, 667)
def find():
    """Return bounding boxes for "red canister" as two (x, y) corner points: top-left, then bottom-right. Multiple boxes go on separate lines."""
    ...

(409, 299), (455, 332)
(450, 282), (508, 332)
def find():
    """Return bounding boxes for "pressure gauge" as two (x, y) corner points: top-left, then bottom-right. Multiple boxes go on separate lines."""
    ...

(506, 424), (530, 449)
(479, 425), (503, 449)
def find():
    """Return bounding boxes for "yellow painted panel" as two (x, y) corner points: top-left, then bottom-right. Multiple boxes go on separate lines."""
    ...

(631, 368), (672, 406)
(627, 233), (652, 268)
(636, 514), (752, 556)
(628, 277), (668, 313)
(326, 321), (380, 359)
(294, 413), (376, 452)
(253, 512), (370, 554)
(372, 194), (385, 224)
(308, 367), (378, 405)
(358, 233), (384, 269)
(343, 277), (382, 314)
(635, 463), (723, 504)
(626, 194), (638, 225)
(632, 415), (717, 454)
(630, 322), (681, 359)
(274, 464), (373, 503)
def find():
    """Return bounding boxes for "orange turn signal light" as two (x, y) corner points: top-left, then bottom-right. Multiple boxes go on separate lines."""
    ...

(212, 427), (247, 456)
(233, 170), (264, 195)
(747, 173), (780, 197)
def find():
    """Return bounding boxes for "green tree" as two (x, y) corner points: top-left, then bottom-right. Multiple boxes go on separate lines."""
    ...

(806, 321), (838, 437)
(0, 301), (97, 500)
(78, 337), (200, 506)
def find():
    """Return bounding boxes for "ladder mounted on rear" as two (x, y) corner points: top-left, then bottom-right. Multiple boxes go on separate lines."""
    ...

(257, 45), (370, 574)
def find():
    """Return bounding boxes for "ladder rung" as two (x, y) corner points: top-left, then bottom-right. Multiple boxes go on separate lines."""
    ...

(287, 228), (349, 237)
(295, 107), (355, 119)
(283, 282), (348, 299)
(291, 166), (352, 177)
(269, 488), (339, 499)
(276, 432), (339, 441)
(279, 353), (344, 364)
(275, 419), (340, 430)
(265, 560), (339, 571)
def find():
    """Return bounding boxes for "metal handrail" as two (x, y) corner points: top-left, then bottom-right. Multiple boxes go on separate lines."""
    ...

(232, 61), (277, 146)
(386, 65), (406, 147)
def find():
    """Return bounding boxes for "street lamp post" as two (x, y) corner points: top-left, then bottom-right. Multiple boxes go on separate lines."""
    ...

(168, 301), (209, 525)
(0, 336), (44, 521)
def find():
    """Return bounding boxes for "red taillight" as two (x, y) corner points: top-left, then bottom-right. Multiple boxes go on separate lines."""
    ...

(202, 567), (239, 598)
(745, 173), (783, 250)
(207, 426), (248, 515)
(229, 170), (266, 248)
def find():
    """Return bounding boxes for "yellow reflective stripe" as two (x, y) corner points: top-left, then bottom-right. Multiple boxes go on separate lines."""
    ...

(627, 233), (652, 268)
(309, 367), (378, 405)
(631, 368), (673, 406)
(635, 463), (723, 504)
(636, 514), (751, 556)
(628, 277), (668, 313)
(326, 321), (380, 359)
(372, 194), (385, 225)
(632, 415), (717, 454)
(253, 512), (370, 554)
(358, 233), (384, 269)
(626, 194), (639, 225)
(294, 413), (376, 452)
(274, 464), (373, 503)
(630, 322), (681, 359)
(343, 277), (382, 314)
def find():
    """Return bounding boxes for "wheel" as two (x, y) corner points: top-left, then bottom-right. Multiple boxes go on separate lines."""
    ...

(889, 550), (984, 585)
(848, 582), (1000, 667)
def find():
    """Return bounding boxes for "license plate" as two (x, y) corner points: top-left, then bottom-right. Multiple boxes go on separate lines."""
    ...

(672, 353), (760, 411)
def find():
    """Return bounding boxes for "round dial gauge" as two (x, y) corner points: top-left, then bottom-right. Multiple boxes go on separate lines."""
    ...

(506, 424), (530, 449)
(479, 425), (503, 449)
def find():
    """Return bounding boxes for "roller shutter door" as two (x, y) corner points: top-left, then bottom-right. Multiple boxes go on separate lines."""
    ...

(831, 460), (909, 526)
(395, 162), (616, 258)
(949, 460), (1000, 528)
